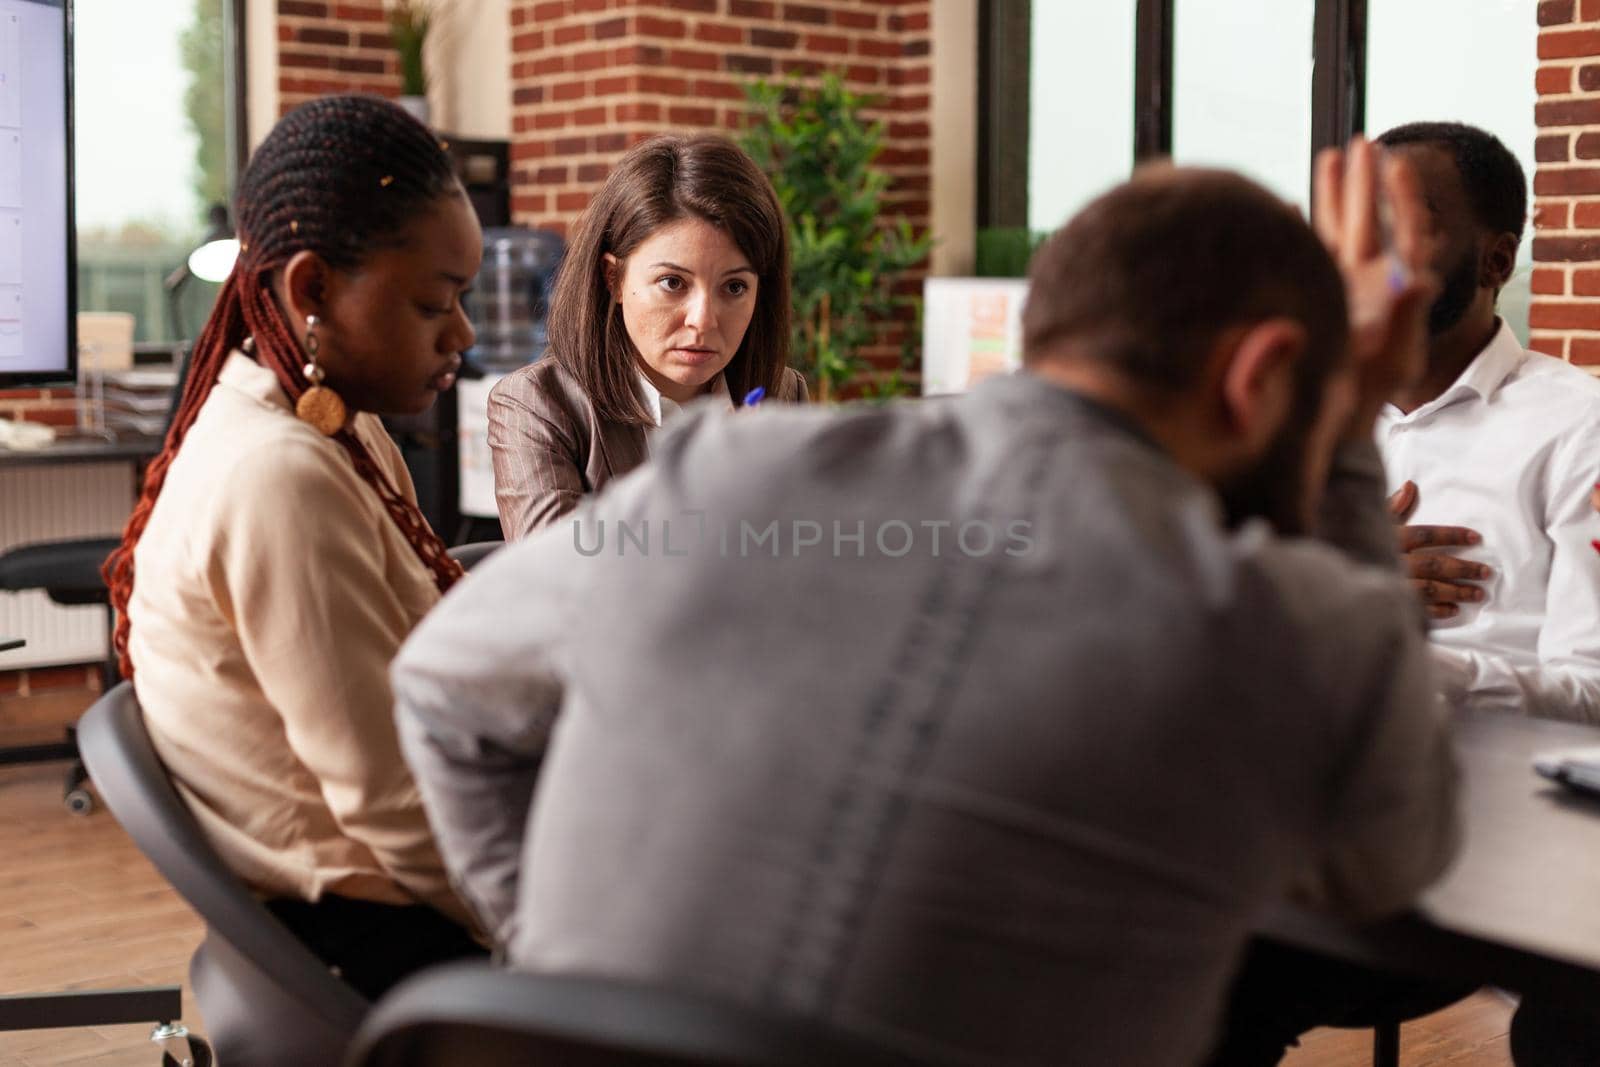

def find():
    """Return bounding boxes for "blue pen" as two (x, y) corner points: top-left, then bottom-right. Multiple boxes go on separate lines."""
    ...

(742, 386), (766, 407)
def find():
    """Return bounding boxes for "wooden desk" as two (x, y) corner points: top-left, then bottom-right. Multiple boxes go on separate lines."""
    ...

(1267, 709), (1600, 1004)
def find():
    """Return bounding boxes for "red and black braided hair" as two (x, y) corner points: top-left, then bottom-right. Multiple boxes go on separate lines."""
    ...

(103, 94), (466, 679)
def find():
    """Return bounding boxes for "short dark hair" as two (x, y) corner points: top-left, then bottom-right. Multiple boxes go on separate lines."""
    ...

(1376, 121), (1527, 244)
(1022, 167), (1349, 401)
(547, 134), (791, 427)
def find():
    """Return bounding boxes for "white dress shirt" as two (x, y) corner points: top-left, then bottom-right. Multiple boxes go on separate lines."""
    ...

(636, 370), (731, 431)
(1376, 320), (1600, 722)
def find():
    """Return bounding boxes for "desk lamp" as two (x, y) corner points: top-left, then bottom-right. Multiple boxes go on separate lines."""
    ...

(164, 204), (239, 339)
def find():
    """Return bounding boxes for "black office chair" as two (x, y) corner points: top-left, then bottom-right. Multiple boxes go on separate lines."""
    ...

(1372, 1019), (1401, 1067)
(78, 682), (368, 1067)
(347, 962), (941, 1067)
(1311, 966), (1472, 1067)
(0, 537), (121, 812)
(448, 539), (503, 572)
(69, 544), (503, 1063)
(0, 345), (193, 811)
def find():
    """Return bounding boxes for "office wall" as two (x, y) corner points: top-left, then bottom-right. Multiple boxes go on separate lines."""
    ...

(503, 1), (933, 375)
(247, 0), (278, 150)
(1532, 0), (1600, 364)
(505, 2), (933, 230)
(256, 1), (513, 143)
(428, 0), (514, 139)
(275, 0), (403, 116)
(929, 0), (975, 276)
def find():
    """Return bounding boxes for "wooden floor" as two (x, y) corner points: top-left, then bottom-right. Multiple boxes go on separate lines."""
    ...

(0, 762), (203, 1067)
(1283, 995), (1514, 1066)
(0, 697), (1515, 1065)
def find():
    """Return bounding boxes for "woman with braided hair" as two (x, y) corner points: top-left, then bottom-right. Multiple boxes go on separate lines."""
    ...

(102, 95), (486, 997)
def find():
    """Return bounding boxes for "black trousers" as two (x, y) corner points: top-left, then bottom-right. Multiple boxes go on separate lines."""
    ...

(266, 894), (488, 1002)
(1203, 938), (1476, 1066)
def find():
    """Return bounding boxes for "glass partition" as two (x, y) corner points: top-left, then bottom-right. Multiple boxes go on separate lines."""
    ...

(1027, 1), (1137, 234)
(1366, 0), (1538, 343)
(1173, 0), (1316, 211)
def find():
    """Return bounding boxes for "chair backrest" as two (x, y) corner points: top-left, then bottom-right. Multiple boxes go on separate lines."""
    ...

(0, 345), (191, 601)
(448, 540), (503, 572)
(346, 962), (939, 1067)
(76, 683), (368, 1035)
(0, 537), (118, 603)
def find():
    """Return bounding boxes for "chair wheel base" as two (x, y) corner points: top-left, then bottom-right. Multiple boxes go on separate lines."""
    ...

(160, 1046), (212, 1067)
(153, 1023), (212, 1067)
(63, 761), (92, 815)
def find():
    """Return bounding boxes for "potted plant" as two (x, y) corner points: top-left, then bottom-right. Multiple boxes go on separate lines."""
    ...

(388, 0), (435, 125)
(739, 74), (932, 402)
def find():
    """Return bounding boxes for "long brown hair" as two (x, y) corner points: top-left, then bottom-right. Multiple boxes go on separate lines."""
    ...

(103, 95), (465, 679)
(547, 134), (791, 425)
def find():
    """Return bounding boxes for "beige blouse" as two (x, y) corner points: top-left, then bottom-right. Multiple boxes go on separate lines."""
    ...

(128, 352), (469, 927)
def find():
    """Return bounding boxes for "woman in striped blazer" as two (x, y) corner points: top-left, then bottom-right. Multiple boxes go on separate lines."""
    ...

(487, 134), (807, 539)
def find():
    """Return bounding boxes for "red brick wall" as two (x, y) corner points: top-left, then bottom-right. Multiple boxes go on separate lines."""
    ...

(0, 387), (78, 428)
(1532, 0), (1600, 364)
(506, 0), (932, 377)
(276, 0), (402, 116)
(269, 0), (933, 380)
(507, 2), (930, 232)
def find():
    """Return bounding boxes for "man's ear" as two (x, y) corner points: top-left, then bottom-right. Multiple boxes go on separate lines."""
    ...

(1482, 233), (1518, 291)
(1218, 318), (1306, 450)
(278, 250), (331, 326)
(602, 253), (622, 302)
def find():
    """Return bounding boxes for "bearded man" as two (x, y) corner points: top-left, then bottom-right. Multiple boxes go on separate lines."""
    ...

(1372, 121), (1600, 725)
(394, 148), (1458, 1067)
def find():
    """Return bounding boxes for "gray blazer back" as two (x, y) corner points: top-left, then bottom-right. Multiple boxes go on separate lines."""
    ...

(395, 376), (1456, 1067)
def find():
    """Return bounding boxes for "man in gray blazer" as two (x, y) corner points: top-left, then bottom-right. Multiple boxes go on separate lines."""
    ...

(392, 151), (1456, 1067)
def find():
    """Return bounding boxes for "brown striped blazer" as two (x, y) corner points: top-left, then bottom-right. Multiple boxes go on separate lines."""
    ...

(487, 357), (808, 539)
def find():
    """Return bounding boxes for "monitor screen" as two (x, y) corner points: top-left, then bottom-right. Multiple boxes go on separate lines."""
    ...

(0, 0), (71, 386)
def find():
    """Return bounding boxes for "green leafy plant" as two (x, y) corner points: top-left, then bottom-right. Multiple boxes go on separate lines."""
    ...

(740, 73), (932, 402)
(388, 0), (435, 97)
(975, 227), (1048, 278)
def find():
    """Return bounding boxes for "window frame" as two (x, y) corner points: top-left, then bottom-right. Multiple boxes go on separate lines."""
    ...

(69, 0), (249, 361)
(985, 0), (1371, 223)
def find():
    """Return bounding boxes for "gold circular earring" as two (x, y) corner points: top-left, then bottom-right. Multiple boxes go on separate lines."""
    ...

(294, 314), (347, 436)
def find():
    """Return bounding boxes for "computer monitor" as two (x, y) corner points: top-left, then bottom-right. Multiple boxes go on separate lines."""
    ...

(0, 0), (72, 387)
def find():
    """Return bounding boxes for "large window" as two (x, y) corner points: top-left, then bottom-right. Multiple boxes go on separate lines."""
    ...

(1173, 0), (1315, 211)
(1366, 0), (1537, 342)
(1027, 1), (1136, 233)
(74, 0), (240, 344)
(1010, 0), (1540, 342)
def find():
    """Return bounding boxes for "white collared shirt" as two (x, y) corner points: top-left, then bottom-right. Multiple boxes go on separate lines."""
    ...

(1376, 320), (1600, 723)
(636, 371), (732, 430)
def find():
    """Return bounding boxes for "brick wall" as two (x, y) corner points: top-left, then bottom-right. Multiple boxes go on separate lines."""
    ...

(0, 387), (77, 428)
(1532, 0), (1600, 364)
(276, 0), (402, 116)
(504, 0), (932, 378)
